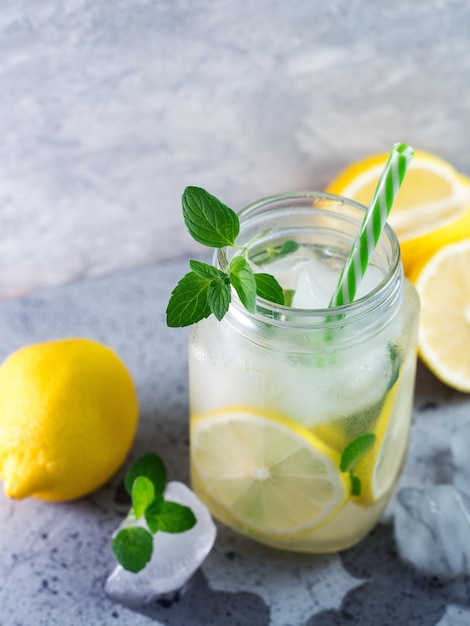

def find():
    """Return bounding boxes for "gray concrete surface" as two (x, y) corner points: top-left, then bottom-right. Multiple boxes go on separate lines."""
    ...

(0, 1), (469, 296)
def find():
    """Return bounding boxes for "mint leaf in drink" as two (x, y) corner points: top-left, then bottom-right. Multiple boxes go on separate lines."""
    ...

(340, 433), (376, 472)
(146, 500), (197, 534)
(340, 433), (376, 497)
(254, 273), (285, 305)
(208, 274), (231, 320)
(124, 453), (167, 497)
(229, 256), (257, 313)
(387, 342), (402, 389)
(182, 186), (240, 248)
(280, 240), (299, 255)
(350, 474), (362, 497)
(112, 527), (153, 573)
(132, 476), (155, 520)
(166, 271), (212, 327)
(252, 240), (300, 265)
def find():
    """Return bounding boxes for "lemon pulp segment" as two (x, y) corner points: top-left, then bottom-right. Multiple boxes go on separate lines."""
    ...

(326, 150), (470, 276)
(410, 240), (470, 392)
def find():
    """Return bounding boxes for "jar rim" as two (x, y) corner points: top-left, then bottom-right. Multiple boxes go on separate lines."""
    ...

(216, 190), (402, 331)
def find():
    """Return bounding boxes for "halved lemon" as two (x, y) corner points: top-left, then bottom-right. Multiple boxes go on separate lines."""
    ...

(191, 407), (349, 536)
(409, 239), (470, 392)
(326, 150), (470, 276)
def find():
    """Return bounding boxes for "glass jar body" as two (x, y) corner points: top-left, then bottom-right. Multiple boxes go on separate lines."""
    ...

(189, 192), (420, 552)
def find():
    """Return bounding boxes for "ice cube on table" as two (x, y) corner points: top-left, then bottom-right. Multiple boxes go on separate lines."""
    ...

(105, 481), (217, 607)
(394, 485), (470, 579)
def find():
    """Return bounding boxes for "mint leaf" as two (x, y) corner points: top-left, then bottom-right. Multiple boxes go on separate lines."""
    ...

(182, 186), (239, 248)
(280, 240), (299, 255)
(340, 433), (376, 472)
(146, 500), (197, 534)
(125, 453), (167, 497)
(158, 501), (197, 533)
(252, 240), (299, 265)
(166, 271), (212, 327)
(350, 473), (362, 496)
(132, 476), (155, 520)
(229, 256), (257, 313)
(112, 527), (153, 573)
(144, 497), (164, 533)
(189, 259), (225, 280)
(254, 273), (285, 305)
(208, 275), (231, 320)
(388, 342), (402, 389)
(341, 432), (376, 497)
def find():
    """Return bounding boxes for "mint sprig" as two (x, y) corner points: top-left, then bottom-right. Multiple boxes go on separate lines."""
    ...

(166, 186), (287, 327)
(112, 454), (197, 573)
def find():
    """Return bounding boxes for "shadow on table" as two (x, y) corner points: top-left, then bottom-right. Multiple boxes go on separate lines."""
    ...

(130, 567), (270, 626)
(308, 523), (470, 626)
(109, 522), (470, 626)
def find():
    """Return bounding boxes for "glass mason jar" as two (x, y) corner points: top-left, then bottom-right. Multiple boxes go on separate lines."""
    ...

(189, 191), (420, 553)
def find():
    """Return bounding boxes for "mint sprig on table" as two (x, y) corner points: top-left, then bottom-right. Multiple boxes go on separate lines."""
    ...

(112, 454), (196, 573)
(166, 186), (287, 327)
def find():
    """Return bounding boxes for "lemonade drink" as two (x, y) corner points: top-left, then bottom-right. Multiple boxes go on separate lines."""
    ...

(189, 192), (420, 552)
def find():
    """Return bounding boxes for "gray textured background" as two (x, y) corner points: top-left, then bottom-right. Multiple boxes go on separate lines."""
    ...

(1, 0), (469, 296)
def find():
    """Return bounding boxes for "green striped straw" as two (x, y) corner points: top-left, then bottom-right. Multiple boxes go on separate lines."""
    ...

(329, 142), (414, 308)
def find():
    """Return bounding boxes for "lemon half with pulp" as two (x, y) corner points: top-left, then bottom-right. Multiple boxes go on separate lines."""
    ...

(326, 150), (470, 276)
(409, 239), (470, 392)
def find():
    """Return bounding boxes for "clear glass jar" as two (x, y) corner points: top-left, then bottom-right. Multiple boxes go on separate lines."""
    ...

(189, 192), (420, 552)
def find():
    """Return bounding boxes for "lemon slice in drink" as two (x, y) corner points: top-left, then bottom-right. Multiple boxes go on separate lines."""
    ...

(409, 240), (470, 392)
(191, 408), (349, 536)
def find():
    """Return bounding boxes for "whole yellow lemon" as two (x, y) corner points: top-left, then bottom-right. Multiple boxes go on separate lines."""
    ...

(0, 338), (139, 501)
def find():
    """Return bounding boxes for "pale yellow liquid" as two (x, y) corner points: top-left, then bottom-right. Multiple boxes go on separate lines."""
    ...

(189, 270), (419, 552)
